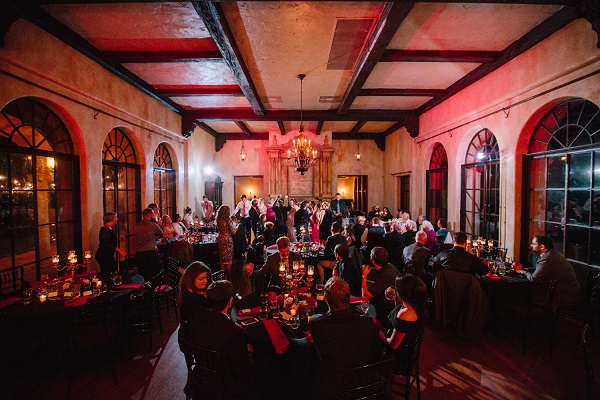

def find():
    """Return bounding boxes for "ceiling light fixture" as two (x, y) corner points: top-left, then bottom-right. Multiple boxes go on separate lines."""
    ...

(240, 140), (247, 161)
(287, 74), (318, 175)
(355, 140), (361, 161)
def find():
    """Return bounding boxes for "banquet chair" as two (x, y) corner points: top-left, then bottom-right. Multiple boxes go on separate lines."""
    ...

(180, 335), (225, 400)
(342, 356), (395, 400)
(150, 270), (166, 333)
(163, 257), (181, 321)
(126, 282), (156, 351)
(212, 269), (226, 281)
(390, 326), (425, 400)
(0, 264), (25, 298)
(56, 300), (118, 398)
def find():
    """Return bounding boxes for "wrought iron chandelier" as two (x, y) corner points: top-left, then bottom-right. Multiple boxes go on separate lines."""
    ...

(286, 74), (317, 175)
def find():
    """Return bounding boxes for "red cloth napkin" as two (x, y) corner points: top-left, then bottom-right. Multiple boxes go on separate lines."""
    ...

(64, 295), (91, 307)
(268, 291), (277, 302)
(349, 296), (364, 305)
(304, 330), (314, 343)
(263, 319), (290, 354)
(238, 306), (260, 316)
(484, 273), (501, 280)
(116, 283), (142, 289)
(297, 286), (310, 293)
(0, 297), (21, 309)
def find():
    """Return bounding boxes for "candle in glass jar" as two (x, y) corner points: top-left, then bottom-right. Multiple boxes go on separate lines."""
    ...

(39, 294), (47, 303)
(307, 266), (314, 276)
(84, 250), (92, 259)
(52, 255), (59, 264)
(488, 240), (493, 247)
(279, 263), (285, 273)
(70, 256), (77, 264)
(292, 262), (299, 272)
(290, 308), (296, 316)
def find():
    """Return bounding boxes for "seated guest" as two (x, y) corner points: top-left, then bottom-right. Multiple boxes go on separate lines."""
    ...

(431, 231), (488, 276)
(178, 261), (213, 322)
(361, 247), (399, 328)
(172, 213), (187, 238)
(382, 222), (405, 270)
(515, 235), (581, 306)
(183, 206), (194, 229)
(246, 236), (302, 287)
(333, 243), (361, 297)
(361, 217), (385, 260)
(420, 220), (436, 251)
(381, 207), (393, 221)
(263, 221), (277, 247)
(352, 216), (367, 247)
(229, 258), (252, 298)
(382, 274), (428, 372)
(182, 280), (257, 400)
(310, 277), (383, 400)
(162, 215), (176, 240)
(403, 231), (432, 283)
(399, 212), (417, 234)
(435, 218), (449, 251)
(317, 222), (348, 282)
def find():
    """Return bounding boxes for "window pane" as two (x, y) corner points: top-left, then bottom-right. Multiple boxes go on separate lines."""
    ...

(36, 156), (55, 190)
(565, 225), (588, 262)
(11, 153), (33, 190)
(546, 222), (564, 253)
(546, 190), (564, 222)
(0, 190), (10, 261)
(38, 224), (57, 259)
(547, 156), (566, 188)
(37, 191), (55, 224)
(104, 190), (115, 213)
(567, 190), (590, 225)
(57, 191), (73, 222)
(56, 222), (74, 257)
(569, 152), (591, 188)
(594, 151), (600, 188)
(530, 158), (546, 189)
(592, 191), (600, 226)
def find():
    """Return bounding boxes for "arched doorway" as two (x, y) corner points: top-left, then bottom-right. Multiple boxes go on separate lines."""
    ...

(426, 143), (448, 226)
(102, 128), (141, 256)
(0, 97), (81, 281)
(461, 128), (500, 243)
(153, 143), (176, 219)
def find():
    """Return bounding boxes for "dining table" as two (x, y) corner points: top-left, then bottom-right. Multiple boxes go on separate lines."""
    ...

(478, 266), (531, 327)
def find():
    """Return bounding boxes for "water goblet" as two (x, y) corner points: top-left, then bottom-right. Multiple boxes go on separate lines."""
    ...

(269, 300), (280, 319)
(385, 286), (397, 302)
(260, 291), (269, 306)
(258, 305), (269, 320)
(289, 314), (300, 329)
(305, 305), (315, 323)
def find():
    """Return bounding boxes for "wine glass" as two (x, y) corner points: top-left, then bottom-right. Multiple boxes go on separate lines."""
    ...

(258, 305), (269, 320)
(260, 291), (269, 306)
(269, 300), (280, 319)
(305, 305), (315, 323)
(360, 300), (370, 315)
(289, 313), (300, 329)
(385, 286), (397, 302)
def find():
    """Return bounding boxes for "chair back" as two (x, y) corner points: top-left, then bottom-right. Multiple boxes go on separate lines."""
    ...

(531, 279), (558, 308)
(166, 258), (182, 291)
(0, 265), (25, 298)
(212, 269), (225, 281)
(342, 356), (395, 400)
(582, 323), (595, 400)
(180, 334), (225, 400)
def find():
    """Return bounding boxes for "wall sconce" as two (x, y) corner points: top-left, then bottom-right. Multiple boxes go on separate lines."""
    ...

(355, 140), (361, 161)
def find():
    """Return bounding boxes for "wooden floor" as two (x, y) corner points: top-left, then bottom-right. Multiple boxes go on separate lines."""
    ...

(2, 308), (599, 400)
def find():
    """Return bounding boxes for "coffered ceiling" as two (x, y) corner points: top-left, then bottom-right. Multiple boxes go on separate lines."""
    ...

(4, 1), (595, 151)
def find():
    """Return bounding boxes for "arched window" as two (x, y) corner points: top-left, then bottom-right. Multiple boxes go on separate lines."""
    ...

(524, 98), (600, 273)
(0, 98), (80, 281)
(461, 128), (500, 243)
(102, 128), (140, 255)
(427, 144), (448, 226)
(153, 144), (176, 219)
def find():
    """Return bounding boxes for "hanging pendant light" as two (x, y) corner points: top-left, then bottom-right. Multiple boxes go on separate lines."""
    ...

(240, 140), (247, 161)
(355, 140), (361, 161)
(287, 74), (318, 175)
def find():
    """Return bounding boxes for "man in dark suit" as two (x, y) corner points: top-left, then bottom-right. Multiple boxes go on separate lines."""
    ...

(333, 243), (361, 297)
(246, 236), (302, 287)
(330, 193), (345, 223)
(361, 246), (398, 328)
(382, 222), (405, 270)
(317, 222), (348, 282)
(310, 277), (383, 399)
(249, 198), (261, 241)
(403, 230), (432, 285)
(361, 217), (385, 261)
(432, 231), (488, 276)
(182, 280), (257, 400)
(352, 216), (367, 248)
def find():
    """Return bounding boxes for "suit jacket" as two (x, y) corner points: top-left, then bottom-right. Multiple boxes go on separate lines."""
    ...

(525, 248), (581, 308)
(323, 234), (348, 261)
(334, 257), (361, 297)
(403, 242), (431, 277)
(433, 246), (488, 276)
(249, 206), (260, 229)
(253, 250), (302, 287)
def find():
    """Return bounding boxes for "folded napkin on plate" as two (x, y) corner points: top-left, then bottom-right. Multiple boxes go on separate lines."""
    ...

(116, 283), (142, 289)
(64, 295), (91, 307)
(238, 306), (260, 316)
(0, 297), (21, 309)
(349, 296), (365, 305)
(484, 273), (501, 281)
(263, 319), (290, 354)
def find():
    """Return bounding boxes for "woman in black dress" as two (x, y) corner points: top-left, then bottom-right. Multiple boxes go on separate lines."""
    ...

(318, 202), (333, 244)
(95, 212), (126, 278)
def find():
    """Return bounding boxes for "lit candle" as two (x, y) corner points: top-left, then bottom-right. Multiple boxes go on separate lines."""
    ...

(70, 256), (77, 264)
(290, 308), (296, 317)
(96, 280), (102, 287)
(307, 266), (314, 276)
(39, 294), (47, 303)
(279, 263), (285, 273)
(488, 240), (493, 247)
(68, 250), (76, 260)
(292, 262), (299, 272)
(84, 250), (92, 260)
(52, 255), (59, 264)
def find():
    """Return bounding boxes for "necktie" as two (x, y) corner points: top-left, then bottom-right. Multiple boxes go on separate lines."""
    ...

(242, 201), (246, 217)
(337, 202), (340, 213)
(205, 201), (209, 210)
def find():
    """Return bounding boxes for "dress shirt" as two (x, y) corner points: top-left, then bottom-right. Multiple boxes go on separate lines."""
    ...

(232, 199), (253, 218)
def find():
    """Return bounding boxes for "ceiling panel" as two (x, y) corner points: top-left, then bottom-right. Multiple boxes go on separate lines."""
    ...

(351, 96), (433, 110)
(360, 121), (398, 132)
(245, 121), (281, 132)
(365, 62), (481, 89)
(324, 121), (358, 132)
(123, 62), (237, 86)
(205, 121), (243, 133)
(170, 96), (251, 109)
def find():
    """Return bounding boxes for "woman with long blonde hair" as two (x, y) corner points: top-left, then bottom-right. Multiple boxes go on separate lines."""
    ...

(216, 205), (237, 273)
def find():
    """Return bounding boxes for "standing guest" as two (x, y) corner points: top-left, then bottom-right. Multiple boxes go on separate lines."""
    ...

(318, 202), (333, 244)
(353, 216), (367, 248)
(257, 198), (267, 215)
(263, 221), (277, 247)
(403, 231), (432, 282)
(421, 220), (437, 251)
(344, 224), (362, 266)
(286, 206), (297, 243)
(246, 236), (302, 287)
(254, 213), (267, 243)
(330, 193), (345, 223)
(249, 198), (261, 242)
(382, 274), (428, 372)
(295, 201), (311, 240)
(514, 235), (581, 307)
(162, 215), (175, 240)
(172, 214), (187, 238)
(216, 205), (237, 274)
(310, 203), (322, 242)
(181, 280), (257, 400)
(382, 222), (405, 270)
(317, 222), (348, 282)
(135, 208), (163, 280)
(432, 231), (488, 276)
(183, 207), (194, 229)
(232, 216), (248, 261)
(232, 194), (252, 244)
(361, 247), (399, 328)
(361, 217), (385, 260)
(310, 277), (383, 400)
(198, 195), (214, 222)
(333, 243), (361, 297)
(148, 203), (162, 227)
(95, 212), (126, 278)
(265, 198), (277, 224)
(178, 261), (213, 322)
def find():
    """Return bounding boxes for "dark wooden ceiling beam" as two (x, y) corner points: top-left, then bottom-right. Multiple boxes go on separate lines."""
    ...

(316, 121), (324, 135)
(337, 2), (414, 115)
(156, 86), (243, 97)
(103, 50), (223, 64)
(382, 121), (406, 137)
(184, 109), (417, 121)
(277, 121), (286, 135)
(417, 6), (582, 115)
(235, 121), (254, 137)
(217, 132), (270, 141)
(359, 88), (445, 97)
(15, 3), (183, 113)
(380, 49), (500, 63)
(348, 121), (367, 137)
(196, 122), (219, 138)
(193, 1), (265, 116)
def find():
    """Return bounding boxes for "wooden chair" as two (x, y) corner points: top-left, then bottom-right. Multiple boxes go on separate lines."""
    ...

(150, 270), (166, 333)
(0, 264), (25, 298)
(180, 334), (225, 400)
(164, 257), (181, 321)
(212, 269), (226, 281)
(390, 326), (425, 400)
(342, 356), (395, 400)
